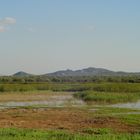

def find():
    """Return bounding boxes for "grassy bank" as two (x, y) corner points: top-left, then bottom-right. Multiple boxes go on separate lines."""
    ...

(74, 91), (140, 104)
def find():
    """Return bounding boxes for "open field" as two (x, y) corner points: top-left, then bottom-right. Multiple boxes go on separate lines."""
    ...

(0, 107), (139, 133)
(0, 107), (139, 140)
(0, 83), (139, 139)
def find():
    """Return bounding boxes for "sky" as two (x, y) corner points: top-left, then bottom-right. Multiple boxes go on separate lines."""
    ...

(0, 0), (140, 75)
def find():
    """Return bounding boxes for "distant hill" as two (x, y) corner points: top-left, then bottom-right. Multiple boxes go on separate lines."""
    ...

(12, 67), (140, 77)
(46, 67), (140, 77)
(13, 71), (33, 77)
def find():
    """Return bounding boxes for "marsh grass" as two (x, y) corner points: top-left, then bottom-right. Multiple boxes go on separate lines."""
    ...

(74, 91), (140, 104)
(1, 82), (140, 105)
(0, 91), (70, 102)
(1, 82), (140, 93)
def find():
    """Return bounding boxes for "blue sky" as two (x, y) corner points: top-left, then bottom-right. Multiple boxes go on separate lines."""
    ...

(0, 0), (140, 74)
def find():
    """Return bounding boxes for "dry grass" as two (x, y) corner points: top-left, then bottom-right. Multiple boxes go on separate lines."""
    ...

(0, 108), (136, 133)
(0, 91), (71, 102)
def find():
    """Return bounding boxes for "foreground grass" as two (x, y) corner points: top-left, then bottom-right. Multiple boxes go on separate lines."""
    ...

(74, 91), (140, 104)
(0, 128), (139, 140)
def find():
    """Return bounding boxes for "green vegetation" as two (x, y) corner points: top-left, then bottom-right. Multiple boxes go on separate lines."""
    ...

(0, 82), (140, 104)
(119, 114), (140, 126)
(92, 107), (140, 115)
(0, 76), (139, 139)
(0, 128), (139, 140)
(74, 91), (140, 104)
(1, 82), (140, 93)
(1, 75), (140, 83)
(89, 107), (140, 128)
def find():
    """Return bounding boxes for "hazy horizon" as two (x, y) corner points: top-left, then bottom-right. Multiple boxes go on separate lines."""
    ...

(0, 0), (140, 75)
(1, 66), (140, 76)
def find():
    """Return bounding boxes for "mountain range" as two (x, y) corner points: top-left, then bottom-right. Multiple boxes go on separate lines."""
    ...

(13, 71), (33, 77)
(13, 67), (140, 77)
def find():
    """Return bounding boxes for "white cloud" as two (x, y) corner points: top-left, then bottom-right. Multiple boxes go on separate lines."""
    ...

(0, 17), (16, 32)
(0, 26), (6, 32)
(4, 17), (16, 24)
(0, 17), (16, 25)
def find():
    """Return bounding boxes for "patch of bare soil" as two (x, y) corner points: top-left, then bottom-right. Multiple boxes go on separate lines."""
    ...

(0, 108), (137, 133)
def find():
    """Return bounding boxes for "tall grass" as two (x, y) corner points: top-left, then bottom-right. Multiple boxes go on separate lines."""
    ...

(74, 91), (140, 104)
(0, 82), (140, 93)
